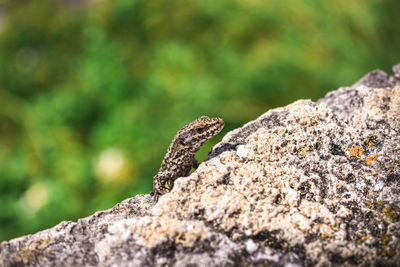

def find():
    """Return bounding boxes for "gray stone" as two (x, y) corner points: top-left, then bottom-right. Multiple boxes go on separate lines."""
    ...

(1, 65), (399, 267)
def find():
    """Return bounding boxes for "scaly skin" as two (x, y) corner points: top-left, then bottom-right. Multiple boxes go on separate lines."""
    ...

(153, 116), (224, 202)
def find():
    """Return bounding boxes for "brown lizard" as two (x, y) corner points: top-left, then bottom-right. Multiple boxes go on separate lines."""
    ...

(153, 116), (224, 202)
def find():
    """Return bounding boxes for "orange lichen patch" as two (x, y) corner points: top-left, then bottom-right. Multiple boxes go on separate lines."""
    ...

(380, 234), (396, 257)
(16, 236), (51, 264)
(326, 196), (342, 203)
(365, 154), (382, 165)
(296, 225), (309, 234)
(388, 163), (396, 169)
(346, 146), (364, 158)
(359, 235), (370, 243)
(300, 145), (310, 156)
(310, 118), (318, 126)
(382, 205), (398, 223)
(382, 246), (397, 257)
(321, 233), (329, 238)
(365, 136), (376, 148)
(381, 234), (391, 245)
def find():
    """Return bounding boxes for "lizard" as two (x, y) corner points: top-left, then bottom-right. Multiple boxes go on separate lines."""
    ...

(153, 116), (224, 202)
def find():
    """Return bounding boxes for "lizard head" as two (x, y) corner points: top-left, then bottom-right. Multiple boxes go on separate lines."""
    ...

(177, 116), (224, 149)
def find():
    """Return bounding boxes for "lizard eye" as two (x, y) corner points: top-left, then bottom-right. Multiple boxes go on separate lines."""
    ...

(196, 127), (204, 133)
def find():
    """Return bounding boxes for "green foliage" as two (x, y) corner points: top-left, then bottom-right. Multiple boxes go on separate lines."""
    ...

(0, 0), (399, 241)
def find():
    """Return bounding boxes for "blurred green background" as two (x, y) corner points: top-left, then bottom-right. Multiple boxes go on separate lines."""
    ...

(0, 0), (399, 242)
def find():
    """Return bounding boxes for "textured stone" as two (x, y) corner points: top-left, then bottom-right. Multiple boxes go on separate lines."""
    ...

(1, 65), (399, 267)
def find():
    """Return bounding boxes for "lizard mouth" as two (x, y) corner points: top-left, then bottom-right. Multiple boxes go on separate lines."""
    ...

(209, 117), (224, 133)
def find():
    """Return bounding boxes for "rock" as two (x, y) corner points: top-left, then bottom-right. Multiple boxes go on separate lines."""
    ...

(1, 65), (399, 267)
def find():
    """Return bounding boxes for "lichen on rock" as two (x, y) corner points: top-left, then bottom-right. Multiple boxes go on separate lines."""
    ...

(1, 65), (399, 267)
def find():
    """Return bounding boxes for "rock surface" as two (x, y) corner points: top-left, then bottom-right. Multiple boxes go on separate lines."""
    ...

(1, 65), (400, 267)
